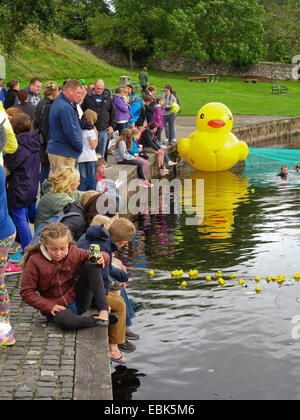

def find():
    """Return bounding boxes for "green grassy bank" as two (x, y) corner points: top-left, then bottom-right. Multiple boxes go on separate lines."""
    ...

(3, 33), (300, 117)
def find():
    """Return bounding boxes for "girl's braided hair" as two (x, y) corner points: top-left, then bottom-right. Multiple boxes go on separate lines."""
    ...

(22, 223), (75, 269)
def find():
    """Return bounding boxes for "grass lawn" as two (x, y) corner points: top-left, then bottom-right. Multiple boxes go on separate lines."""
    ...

(3, 33), (300, 117)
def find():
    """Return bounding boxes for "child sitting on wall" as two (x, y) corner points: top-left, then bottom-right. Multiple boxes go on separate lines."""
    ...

(89, 215), (139, 346)
(77, 216), (137, 362)
(114, 128), (152, 188)
(96, 157), (121, 210)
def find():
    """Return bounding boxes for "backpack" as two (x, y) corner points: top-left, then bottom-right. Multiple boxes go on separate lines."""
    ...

(31, 210), (85, 246)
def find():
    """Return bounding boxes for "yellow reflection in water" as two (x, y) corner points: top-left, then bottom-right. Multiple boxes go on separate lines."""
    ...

(183, 171), (250, 244)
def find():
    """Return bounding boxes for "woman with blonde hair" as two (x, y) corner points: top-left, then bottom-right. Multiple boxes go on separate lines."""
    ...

(35, 81), (59, 189)
(34, 167), (84, 231)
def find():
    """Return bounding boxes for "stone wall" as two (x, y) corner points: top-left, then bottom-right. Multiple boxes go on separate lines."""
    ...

(152, 57), (295, 81)
(83, 45), (137, 68)
(85, 44), (297, 81)
(233, 117), (300, 147)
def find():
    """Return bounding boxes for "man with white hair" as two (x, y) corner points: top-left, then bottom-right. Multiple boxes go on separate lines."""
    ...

(82, 79), (116, 162)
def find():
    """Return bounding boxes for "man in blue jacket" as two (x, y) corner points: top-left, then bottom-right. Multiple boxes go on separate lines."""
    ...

(48, 79), (83, 176)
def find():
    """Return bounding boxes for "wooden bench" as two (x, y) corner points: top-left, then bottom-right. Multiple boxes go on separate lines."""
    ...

(272, 84), (288, 95)
(189, 76), (209, 83)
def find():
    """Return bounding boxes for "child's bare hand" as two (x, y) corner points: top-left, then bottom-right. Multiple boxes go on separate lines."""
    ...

(97, 254), (105, 267)
(51, 305), (66, 316)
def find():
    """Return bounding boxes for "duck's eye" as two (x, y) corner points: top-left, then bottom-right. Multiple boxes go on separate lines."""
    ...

(229, 115), (232, 120)
(200, 114), (205, 119)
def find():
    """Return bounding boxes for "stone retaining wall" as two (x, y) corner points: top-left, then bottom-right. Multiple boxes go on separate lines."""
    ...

(152, 58), (296, 81)
(84, 45), (297, 81)
(233, 117), (300, 147)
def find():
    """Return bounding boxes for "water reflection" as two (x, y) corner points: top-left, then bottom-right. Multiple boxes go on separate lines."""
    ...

(183, 171), (250, 241)
(112, 366), (146, 400)
(113, 141), (300, 400)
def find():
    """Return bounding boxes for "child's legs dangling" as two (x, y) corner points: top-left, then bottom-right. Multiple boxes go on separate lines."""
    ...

(0, 233), (16, 323)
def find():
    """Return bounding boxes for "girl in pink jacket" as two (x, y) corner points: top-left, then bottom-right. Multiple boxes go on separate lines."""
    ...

(152, 97), (164, 146)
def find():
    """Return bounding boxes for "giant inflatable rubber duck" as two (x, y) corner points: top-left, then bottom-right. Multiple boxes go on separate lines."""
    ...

(177, 102), (249, 172)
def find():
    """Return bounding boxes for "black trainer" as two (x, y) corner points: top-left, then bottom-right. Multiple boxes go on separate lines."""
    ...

(118, 340), (136, 353)
(126, 328), (140, 341)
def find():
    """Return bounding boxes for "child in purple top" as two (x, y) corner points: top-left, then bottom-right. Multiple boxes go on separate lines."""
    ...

(152, 97), (164, 146)
(113, 86), (131, 135)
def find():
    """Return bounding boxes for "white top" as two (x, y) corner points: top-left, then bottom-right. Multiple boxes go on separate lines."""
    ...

(78, 129), (97, 163)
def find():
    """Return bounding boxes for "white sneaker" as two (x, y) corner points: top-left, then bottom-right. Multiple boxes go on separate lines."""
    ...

(168, 161), (178, 167)
(161, 145), (167, 149)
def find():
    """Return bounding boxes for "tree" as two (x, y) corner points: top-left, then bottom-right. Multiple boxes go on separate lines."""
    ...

(0, 0), (57, 53)
(56, 0), (111, 40)
(106, 0), (265, 67)
(88, 13), (148, 69)
(260, 0), (300, 63)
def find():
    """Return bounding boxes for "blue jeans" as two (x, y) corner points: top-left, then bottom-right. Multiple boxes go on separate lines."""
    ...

(156, 127), (162, 147)
(116, 122), (128, 135)
(12, 205), (34, 253)
(40, 163), (50, 192)
(164, 114), (176, 142)
(96, 130), (109, 160)
(121, 287), (136, 327)
(78, 161), (97, 191)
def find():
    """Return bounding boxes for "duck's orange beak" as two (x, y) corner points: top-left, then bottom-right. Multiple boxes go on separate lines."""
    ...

(208, 120), (226, 128)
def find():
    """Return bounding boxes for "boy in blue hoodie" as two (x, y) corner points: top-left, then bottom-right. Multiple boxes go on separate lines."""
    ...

(77, 216), (138, 357)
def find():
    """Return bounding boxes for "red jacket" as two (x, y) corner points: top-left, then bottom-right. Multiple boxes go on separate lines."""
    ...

(20, 244), (108, 316)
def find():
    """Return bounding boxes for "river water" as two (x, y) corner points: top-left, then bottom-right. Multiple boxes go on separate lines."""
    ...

(112, 139), (300, 400)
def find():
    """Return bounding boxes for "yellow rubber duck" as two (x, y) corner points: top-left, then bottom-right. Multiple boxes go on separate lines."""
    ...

(294, 273), (300, 282)
(256, 286), (262, 294)
(177, 103), (249, 172)
(206, 275), (212, 283)
(255, 276), (261, 283)
(238, 279), (245, 287)
(148, 270), (155, 278)
(180, 281), (187, 288)
(231, 273), (237, 280)
(266, 276), (272, 283)
(218, 278), (225, 287)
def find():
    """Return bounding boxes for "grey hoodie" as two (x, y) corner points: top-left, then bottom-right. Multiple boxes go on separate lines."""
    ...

(114, 140), (134, 163)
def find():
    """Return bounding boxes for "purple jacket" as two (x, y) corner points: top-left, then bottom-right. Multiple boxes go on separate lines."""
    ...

(152, 105), (164, 128)
(4, 131), (40, 210)
(113, 95), (131, 122)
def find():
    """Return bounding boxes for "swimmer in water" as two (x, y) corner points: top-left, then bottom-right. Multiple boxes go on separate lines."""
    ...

(277, 165), (288, 178)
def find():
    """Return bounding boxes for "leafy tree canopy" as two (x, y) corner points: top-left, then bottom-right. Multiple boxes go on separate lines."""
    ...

(0, 0), (56, 53)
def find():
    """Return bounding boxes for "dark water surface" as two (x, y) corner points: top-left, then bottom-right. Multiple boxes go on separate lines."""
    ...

(112, 140), (300, 400)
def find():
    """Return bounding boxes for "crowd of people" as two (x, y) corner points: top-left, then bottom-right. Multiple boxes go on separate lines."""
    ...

(0, 70), (180, 364)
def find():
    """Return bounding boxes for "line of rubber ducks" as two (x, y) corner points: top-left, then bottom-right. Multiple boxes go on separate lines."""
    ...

(148, 270), (300, 293)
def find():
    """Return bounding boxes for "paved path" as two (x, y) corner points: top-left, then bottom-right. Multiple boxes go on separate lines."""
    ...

(0, 115), (290, 400)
